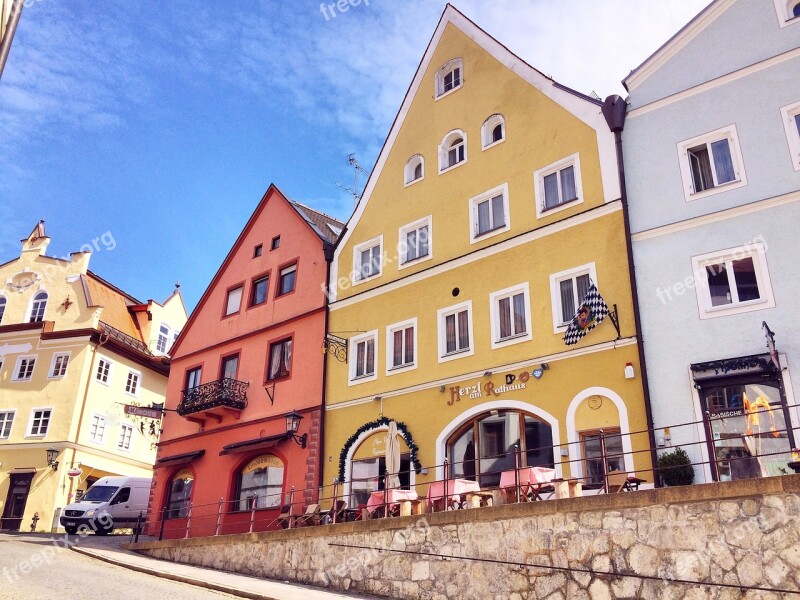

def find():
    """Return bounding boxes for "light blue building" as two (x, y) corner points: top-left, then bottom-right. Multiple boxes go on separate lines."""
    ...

(622, 0), (800, 484)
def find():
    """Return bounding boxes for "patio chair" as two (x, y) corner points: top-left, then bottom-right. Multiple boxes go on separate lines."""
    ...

(328, 500), (347, 523)
(295, 503), (322, 527)
(276, 503), (296, 529)
(606, 471), (629, 493)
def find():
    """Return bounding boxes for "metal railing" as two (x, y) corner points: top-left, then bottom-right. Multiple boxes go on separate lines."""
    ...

(177, 378), (249, 416)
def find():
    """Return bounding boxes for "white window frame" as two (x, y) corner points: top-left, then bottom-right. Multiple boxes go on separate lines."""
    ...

(404, 154), (425, 187)
(438, 129), (467, 173)
(434, 58), (463, 99)
(677, 124), (747, 202)
(534, 153), (584, 218)
(469, 183), (510, 244)
(481, 114), (505, 150)
(385, 318), (418, 375)
(489, 282), (532, 349)
(780, 101), (800, 171)
(437, 300), (474, 363)
(398, 216), (432, 269)
(352, 235), (383, 285)
(118, 423), (134, 452)
(48, 352), (71, 379)
(27, 290), (48, 323)
(96, 358), (113, 386)
(156, 322), (173, 354)
(12, 355), (37, 382)
(0, 295), (6, 324)
(0, 410), (15, 439)
(225, 285), (243, 316)
(125, 369), (141, 397)
(549, 262), (598, 333)
(773, 0), (800, 26)
(691, 242), (775, 320)
(348, 330), (378, 385)
(27, 407), (52, 438)
(88, 413), (107, 444)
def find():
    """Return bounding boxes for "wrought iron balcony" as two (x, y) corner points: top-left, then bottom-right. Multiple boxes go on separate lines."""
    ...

(177, 378), (249, 419)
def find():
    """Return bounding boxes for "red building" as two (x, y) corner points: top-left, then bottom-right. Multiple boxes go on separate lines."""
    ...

(148, 185), (343, 538)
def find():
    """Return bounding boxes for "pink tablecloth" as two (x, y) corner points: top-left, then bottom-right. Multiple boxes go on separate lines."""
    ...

(426, 478), (481, 508)
(499, 467), (556, 489)
(366, 488), (419, 514)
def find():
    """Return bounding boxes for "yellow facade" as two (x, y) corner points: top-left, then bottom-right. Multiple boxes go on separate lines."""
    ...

(324, 9), (652, 502)
(0, 223), (186, 532)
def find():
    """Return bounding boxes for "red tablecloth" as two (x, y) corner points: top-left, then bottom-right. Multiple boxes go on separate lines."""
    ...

(366, 488), (419, 514)
(499, 466), (556, 489)
(426, 478), (481, 508)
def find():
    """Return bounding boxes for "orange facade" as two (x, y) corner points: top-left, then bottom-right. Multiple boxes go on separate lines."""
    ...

(148, 185), (342, 538)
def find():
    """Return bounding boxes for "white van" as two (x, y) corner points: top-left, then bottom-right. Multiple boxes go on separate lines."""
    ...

(60, 476), (151, 535)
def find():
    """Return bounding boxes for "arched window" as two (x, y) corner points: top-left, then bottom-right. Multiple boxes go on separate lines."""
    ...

(0, 296), (6, 324)
(439, 130), (467, 172)
(165, 469), (194, 519)
(447, 409), (554, 488)
(235, 454), (284, 510)
(435, 58), (464, 97)
(794, 1), (800, 17)
(404, 155), (424, 185)
(349, 430), (411, 507)
(29, 291), (47, 323)
(482, 114), (505, 149)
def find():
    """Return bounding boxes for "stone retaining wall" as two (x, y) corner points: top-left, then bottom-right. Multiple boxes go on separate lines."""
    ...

(129, 475), (800, 599)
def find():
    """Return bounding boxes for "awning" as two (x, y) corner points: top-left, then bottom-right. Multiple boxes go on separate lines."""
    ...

(156, 450), (205, 465)
(8, 468), (37, 474)
(219, 433), (288, 456)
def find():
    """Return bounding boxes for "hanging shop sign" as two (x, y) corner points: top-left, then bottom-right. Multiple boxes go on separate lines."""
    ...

(448, 370), (530, 406)
(123, 405), (163, 420)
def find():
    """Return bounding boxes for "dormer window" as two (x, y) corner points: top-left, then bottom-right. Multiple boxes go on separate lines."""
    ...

(435, 58), (464, 99)
(404, 155), (424, 186)
(482, 114), (505, 149)
(439, 130), (467, 173)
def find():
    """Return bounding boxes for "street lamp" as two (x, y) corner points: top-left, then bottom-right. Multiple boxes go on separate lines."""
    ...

(284, 411), (307, 448)
(45, 447), (59, 471)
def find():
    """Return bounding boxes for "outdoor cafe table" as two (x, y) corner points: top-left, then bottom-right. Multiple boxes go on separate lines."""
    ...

(499, 466), (556, 501)
(426, 478), (481, 510)
(366, 488), (419, 516)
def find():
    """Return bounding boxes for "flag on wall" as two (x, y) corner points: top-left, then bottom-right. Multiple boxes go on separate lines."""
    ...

(563, 283), (610, 346)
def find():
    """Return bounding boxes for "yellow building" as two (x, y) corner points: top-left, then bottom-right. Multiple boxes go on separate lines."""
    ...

(0, 222), (187, 532)
(323, 7), (653, 505)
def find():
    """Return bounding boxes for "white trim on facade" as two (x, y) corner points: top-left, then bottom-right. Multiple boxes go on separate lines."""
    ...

(48, 351), (71, 379)
(438, 129), (468, 173)
(481, 113), (505, 150)
(534, 153), (584, 218)
(26, 407), (52, 438)
(548, 262), (598, 334)
(348, 329), (379, 386)
(773, 0), (800, 27)
(488, 282), (532, 349)
(404, 154), (425, 187)
(780, 100), (800, 171)
(437, 300), (474, 363)
(385, 317), (418, 376)
(12, 354), (37, 382)
(468, 182), (510, 244)
(397, 216), (432, 269)
(351, 235), (384, 287)
(676, 124), (747, 202)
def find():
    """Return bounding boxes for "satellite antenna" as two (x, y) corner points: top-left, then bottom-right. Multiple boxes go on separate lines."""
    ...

(335, 154), (368, 207)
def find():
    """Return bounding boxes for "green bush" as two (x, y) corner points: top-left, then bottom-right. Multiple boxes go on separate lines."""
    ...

(657, 447), (695, 487)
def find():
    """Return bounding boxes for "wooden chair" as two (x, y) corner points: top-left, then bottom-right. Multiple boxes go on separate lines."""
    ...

(276, 503), (296, 529)
(295, 503), (321, 527)
(606, 471), (629, 493)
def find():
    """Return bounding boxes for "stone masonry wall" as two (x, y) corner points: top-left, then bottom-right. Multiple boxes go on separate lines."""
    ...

(130, 475), (800, 599)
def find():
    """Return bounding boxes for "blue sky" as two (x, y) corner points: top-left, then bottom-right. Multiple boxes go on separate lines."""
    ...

(1, 0), (708, 311)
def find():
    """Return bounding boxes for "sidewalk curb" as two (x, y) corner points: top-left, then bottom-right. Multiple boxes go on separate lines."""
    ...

(70, 544), (281, 600)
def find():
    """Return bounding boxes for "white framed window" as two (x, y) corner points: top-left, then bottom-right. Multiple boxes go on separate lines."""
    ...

(489, 283), (532, 349)
(469, 183), (510, 243)
(435, 58), (463, 99)
(353, 236), (383, 283)
(439, 129), (467, 173)
(437, 300), (474, 363)
(125, 370), (141, 396)
(29, 290), (47, 323)
(118, 423), (134, 451)
(12, 356), (36, 382)
(225, 285), (243, 316)
(780, 101), (800, 171)
(481, 114), (505, 150)
(404, 155), (424, 186)
(0, 295), (6, 324)
(96, 358), (112, 385)
(385, 318), (417, 375)
(0, 411), (15, 439)
(49, 352), (70, 379)
(398, 216), (432, 267)
(691, 242), (775, 319)
(549, 262), (598, 332)
(349, 330), (378, 385)
(28, 408), (51, 437)
(89, 414), (107, 444)
(773, 0), (800, 26)
(534, 153), (584, 217)
(156, 322), (175, 354)
(677, 125), (747, 201)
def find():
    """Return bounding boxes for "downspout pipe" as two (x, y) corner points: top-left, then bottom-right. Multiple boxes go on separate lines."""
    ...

(0, 0), (24, 80)
(318, 240), (336, 490)
(602, 95), (661, 486)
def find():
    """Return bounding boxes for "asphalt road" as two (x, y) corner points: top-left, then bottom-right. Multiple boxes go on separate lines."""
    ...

(0, 535), (242, 600)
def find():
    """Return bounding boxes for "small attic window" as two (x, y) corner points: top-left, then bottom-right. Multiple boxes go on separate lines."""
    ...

(254, 244), (263, 257)
(271, 236), (281, 250)
(482, 114), (505, 149)
(774, 0), (800, 25)
(404, 155), (424, 186)
(435, 58), (464, 99)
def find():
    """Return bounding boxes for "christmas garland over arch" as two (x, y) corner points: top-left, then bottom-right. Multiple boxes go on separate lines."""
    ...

(338, 417), (422, 482)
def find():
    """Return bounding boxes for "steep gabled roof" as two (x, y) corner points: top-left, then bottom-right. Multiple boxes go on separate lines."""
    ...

(289, 201), (345, 244)
(84, 271), (144, 341)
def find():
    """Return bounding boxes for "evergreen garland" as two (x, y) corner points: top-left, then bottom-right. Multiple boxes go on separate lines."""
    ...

(338, 417), (422, 482)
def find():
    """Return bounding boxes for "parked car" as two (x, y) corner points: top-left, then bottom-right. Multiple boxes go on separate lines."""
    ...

(60, 476), (151, 535)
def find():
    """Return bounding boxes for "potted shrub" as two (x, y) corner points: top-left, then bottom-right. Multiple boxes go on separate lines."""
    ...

(657, 447), (695, 487)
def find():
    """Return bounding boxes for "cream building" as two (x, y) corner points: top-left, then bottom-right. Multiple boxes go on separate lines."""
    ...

(0, 222), (187, 532)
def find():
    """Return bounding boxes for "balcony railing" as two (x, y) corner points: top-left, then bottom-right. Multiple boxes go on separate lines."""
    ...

(177, 378), (249, 417)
